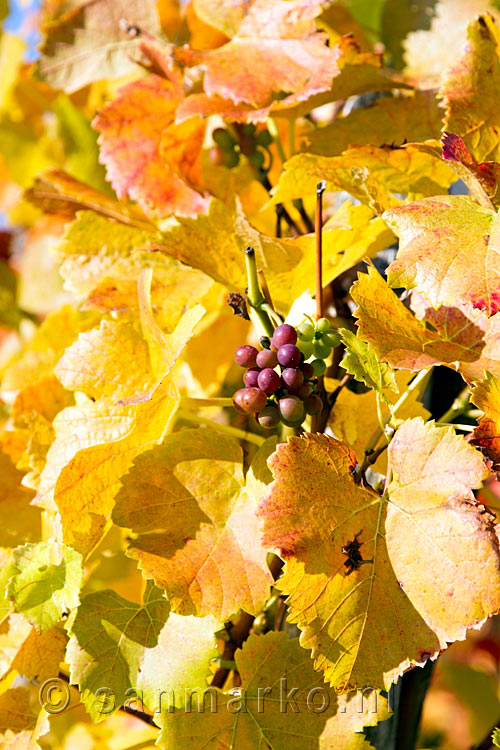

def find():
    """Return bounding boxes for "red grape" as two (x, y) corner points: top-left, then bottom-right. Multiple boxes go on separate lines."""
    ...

(257, 368), (281, 393)
(256, 349), (278, 368)
(295, 382), (312, 400)
(257, 405), (280, 429)
(304, 394), (323, 415)
(300, 363), (314, 379)
(277, 344), (301, 368)
(272, 324), (297, 348)
(241, 388), (267, 414)
(244, 367), (260, 388)
(281, 368), (304, 390)
(233, 389), (247, 413)
(235, 345), (258, 368)
(278, 395), (305, 425)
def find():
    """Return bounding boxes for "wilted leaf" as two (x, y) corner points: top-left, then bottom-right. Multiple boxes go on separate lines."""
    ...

(339, 329), (398, 400)
(37, 0), (161, 92)
(258, 422), (497, 691)
(67, 584), (169, 721)
(113, 430), (274, 619)
(94, 76), (209, 218)
(385, 196), (500, 316)
(158, 631), (338, 749)
(442, 14), (500, 163)
(7, 542), (82, 632)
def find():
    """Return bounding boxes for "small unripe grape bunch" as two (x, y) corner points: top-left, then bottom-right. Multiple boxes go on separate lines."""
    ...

(232, 323), (324, 430)
(296, 316), (341, 376)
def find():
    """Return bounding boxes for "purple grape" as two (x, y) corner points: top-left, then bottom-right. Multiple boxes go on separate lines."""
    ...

(233, 389), (247, 413)
(304, 394), (323, 415)
(272, 324), (297, 348)
(257, 368), (281, 394)
(257, 405), (280, 429)
(256, 349), (278, 369)
(277, 344), (301, 368)
(300, 363), (315, 379)
(281, 368), (304, 390)
(295, 382), (312, 400)
(241, 388), (267, 414)
(235, 345), (258, 368)
(244, 367), (261, 388)
(278, 395), (305, 425)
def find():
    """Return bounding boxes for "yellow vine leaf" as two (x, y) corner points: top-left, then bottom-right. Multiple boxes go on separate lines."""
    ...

(113, 431), (275, 620)
(442, 14), (500, 163)
(0, 615), (67, 683)
(351, 267), (500, 379)
(385, 196), (500, 316)
(158, 631), (338, 749)
(270, 146), (456, 213)
(471, 372), (500, 469)
(258, 422), (498, 692)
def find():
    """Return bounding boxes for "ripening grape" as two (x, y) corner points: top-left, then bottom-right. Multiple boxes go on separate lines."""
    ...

(244, 367), (261, 388)
(241, 388), (267, 414)
(322, 330), (341, 348)
(232, 389), (247, 413)
(281, 367), (304, 390)
(304, 394), (323, 415)
(295, 382), (312, 399)
(257, 368), (281, 394)
(235, 345), (258, 368)
(256, 349), (278, 369)
(272, 324), (297, 347)
(278, 395), (305, 425)
(311, 359), (326, 376)
(313, 340), (331, 359)
(300, 363), (315, 379)
(316, 317), (331, 332)
(297, 339), (313, 359)
(257, 405), (280, 429)
(297, 321), (314, 341)
(277, 344), (301, 367)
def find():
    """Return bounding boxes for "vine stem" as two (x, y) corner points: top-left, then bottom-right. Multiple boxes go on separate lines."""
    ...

(315, 180), (326, 321)
(437, 386), (470, 424)
(245, 247), (275, 337)
(178, 409), (265, 447)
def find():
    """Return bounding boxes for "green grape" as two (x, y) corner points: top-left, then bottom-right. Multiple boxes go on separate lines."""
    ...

(278, 396), (305, 426)
(249, 150), (265, 169)
(313, 340), (331, 359)
(297, 321), (314, 341)
(311, 358), (326, 376)
(213, 128), (235, 150)
(256, 130), (272, 147)
(322, 330), (341, 348)
(242, 123), (256, 137)
(257, 405), (280, 429)
(221, 149), (240, 168)
(297, 339), (313, 358)
(316, 317), (331, 332)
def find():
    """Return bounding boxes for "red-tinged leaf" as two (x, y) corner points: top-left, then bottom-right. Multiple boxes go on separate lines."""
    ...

(385, 196), (500, 316)
(94, 76), (209, 218)
(442, 132), (500, 207)
(471, 373), (500, 470)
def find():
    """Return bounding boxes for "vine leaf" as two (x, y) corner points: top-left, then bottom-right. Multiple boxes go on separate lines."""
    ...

(7, 542), (82, 632)
(36, 0), (161, 92)
(94, 76), (209, 218)
(113, 430), (274, 620)
(442, 14), (500, 164)
(385, 196), (500, 316)
(258, 422), (498, 692)
(351, 266), (500, 379)
(137, 612), (220, 711)
(67, 584), (169, 722)
(339, 329), (398, 401)
(471, 372), (500, 470)
(158, 631), (338, 750)
(1, 615), (67, 683)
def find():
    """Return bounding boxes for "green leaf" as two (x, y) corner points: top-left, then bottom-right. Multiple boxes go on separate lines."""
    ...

(67, 584), (169, 721)
(339, 328), (398, 400)
(493, 727), (500, 747)
(8, 542), (83, 632)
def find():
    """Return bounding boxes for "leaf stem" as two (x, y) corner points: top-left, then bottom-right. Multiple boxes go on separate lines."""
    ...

(436, 422), (475, 431)
(245, 247), (275, 337)
(178, 408), (265, 447)
(268, 117), (287, 163)
(437, 386), (470, 424)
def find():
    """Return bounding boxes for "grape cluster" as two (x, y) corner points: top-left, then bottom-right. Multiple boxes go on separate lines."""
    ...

(232, 324), (324, 429)
(210, 125), (272, 170)
(295, 317), (341, 363)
